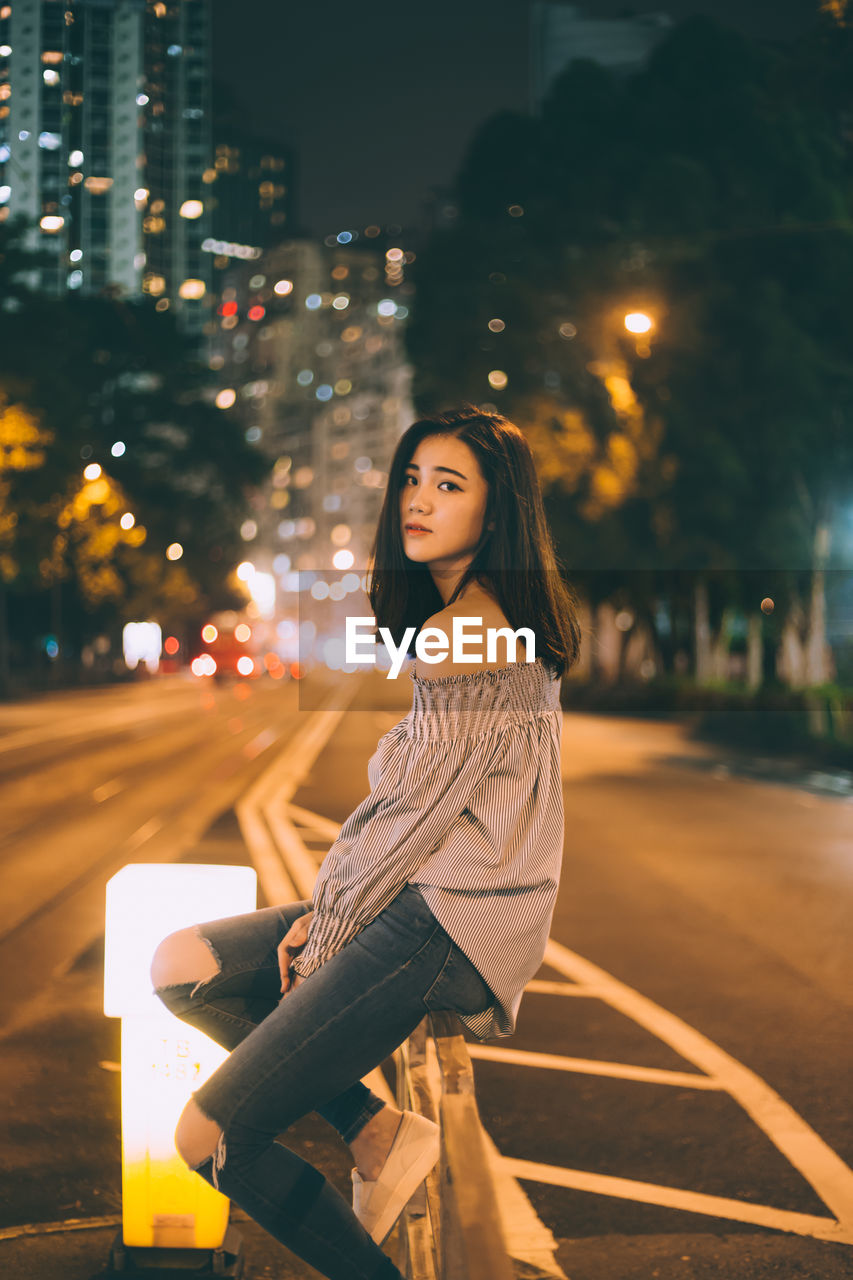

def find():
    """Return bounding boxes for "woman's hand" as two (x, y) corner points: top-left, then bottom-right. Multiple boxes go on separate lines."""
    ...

(277, 910), (314, 998)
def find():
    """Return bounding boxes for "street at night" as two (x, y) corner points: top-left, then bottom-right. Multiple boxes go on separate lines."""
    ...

(2, 0), (853, 1276)
(1, 671), (851, 1277)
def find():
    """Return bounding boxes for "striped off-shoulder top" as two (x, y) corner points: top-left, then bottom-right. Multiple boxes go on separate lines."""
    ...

(290, 655), (565, 1041)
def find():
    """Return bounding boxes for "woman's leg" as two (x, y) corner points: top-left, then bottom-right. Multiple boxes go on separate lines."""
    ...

(151, 900), (387, 1145)
(153, 884), (489, 1280)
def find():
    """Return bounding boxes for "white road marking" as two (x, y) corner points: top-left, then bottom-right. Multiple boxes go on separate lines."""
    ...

(469, 1044), (721, 1089)
(265, 794), (325, 899)
(245, 705), (853, 1253)
(124, 817), (162, 851)
(237, 803), (299, 905)
(0, 697), (197, 757)
(243, 727), (279, 760)
(286, 801), (343, 842)
(236, 680), (355, 906)
(524, 978), (603, 996)
(92, 778), (124, 803)
(534, 935), (853, 1242)
(0, 1214), (122, 1241)
(500, 1157), (853, 1246)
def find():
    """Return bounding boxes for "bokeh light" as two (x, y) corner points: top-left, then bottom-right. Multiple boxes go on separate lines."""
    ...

(624, 312), (653, 334)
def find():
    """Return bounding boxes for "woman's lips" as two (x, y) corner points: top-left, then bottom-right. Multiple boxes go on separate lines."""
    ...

(404, 526), (432, 535)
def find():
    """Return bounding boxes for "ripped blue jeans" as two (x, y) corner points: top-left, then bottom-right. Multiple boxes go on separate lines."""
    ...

(152, 881), (493, 1280)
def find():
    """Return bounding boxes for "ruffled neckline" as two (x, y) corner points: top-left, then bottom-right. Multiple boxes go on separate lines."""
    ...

(405, 655), (561, 739)
(408, 655), (548, 687)
(409, 660), (555, 691)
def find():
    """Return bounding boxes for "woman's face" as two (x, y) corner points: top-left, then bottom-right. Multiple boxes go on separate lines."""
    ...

(399, 435), (491, 595)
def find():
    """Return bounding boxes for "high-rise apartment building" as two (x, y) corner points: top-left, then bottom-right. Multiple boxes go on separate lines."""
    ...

(0, 0), (146, 296)
(0, 0), (213, 335)
(208, 124), (296, 249)
(141, 0), (213, 333)
(530, 2), (672, 111)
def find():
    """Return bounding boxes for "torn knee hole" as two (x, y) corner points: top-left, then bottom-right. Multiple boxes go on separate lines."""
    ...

(150, 926), (222, 992)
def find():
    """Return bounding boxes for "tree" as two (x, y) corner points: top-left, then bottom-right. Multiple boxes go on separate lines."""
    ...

(0, 217), (271, 683)
(407, 15), (853, 687)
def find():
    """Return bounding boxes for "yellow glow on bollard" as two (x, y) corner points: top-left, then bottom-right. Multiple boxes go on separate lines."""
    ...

(104, 863), (257, 1250)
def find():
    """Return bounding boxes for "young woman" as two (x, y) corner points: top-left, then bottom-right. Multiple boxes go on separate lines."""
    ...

(150, 405), (582, 1280)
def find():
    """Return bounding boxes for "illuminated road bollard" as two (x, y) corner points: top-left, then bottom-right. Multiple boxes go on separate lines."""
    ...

(104, 863), (257, 1276)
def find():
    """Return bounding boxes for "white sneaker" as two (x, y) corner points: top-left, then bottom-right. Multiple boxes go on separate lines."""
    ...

(351, 1110), (441, 1245)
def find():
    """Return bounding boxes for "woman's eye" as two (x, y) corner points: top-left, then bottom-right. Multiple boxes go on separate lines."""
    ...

(403, 475), (459, 491)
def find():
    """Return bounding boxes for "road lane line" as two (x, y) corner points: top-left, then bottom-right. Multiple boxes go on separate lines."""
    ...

(542, 935), (853, 1239)
(238, 805), (299, 904)
(285, 802), (343, 841)
(468, 1044), (721, 1089)
(524, 978), (609, 996)
(92, 778), (124, 804)
(236, 678), (361, 905)
(243, 726), (279, 759)
(500, 1157), (853, 1245)
(241, 700), (853, 1249)
(0, 1215), (123, 1241)
(265, 795), (323, 900)
(0, 698), (199, 757)
(124, 817), (162, 851)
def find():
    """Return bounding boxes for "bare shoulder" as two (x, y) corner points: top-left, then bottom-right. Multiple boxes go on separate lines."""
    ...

(415, 591), (520, 680)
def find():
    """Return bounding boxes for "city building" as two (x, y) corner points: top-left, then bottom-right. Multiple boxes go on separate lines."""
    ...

(208, 123), (296, 249)
(140, 0), (214, 337)
(530, 2), (673, 111)
(207, 234), (416, 663)
(0, 0), (214, 336)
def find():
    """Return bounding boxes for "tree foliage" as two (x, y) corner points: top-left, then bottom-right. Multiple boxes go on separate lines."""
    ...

(407, 14), (853, 599)
(0, 217), (270, 655)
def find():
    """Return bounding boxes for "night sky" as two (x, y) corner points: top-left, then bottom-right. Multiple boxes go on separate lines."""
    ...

(211, 0), (825, 237)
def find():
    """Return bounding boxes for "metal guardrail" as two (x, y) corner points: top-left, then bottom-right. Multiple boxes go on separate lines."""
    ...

(394, 1012), (516, 1280)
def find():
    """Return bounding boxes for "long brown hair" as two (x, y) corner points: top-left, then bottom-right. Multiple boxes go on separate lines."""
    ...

(367, 405), (582, 679)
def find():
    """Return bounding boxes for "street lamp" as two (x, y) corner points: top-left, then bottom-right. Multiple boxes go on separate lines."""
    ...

(624, 311), (653, 334)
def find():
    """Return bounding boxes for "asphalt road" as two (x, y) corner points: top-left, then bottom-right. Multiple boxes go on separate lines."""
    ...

(1, 672), (852, 1280)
